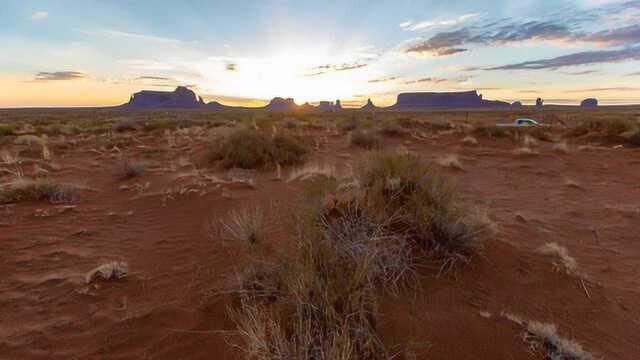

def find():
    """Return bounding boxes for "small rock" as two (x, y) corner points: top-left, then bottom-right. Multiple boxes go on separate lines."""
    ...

(85, 261), (129, 284)
(514, 213), (527, 223)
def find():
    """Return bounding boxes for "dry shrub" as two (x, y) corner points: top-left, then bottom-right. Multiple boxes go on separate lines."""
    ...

(0, 178), (76, 204)
(113, 117), (138, 132)
(514, 146), (539, 157)
(220, 207), (265, 245)
(473, 124), (508, 138)
(538, 242), (577, 274)
(118, 158), (146, 179)
(504, 313), (593, 360)
(553, 141), (570, 154)
(206, 128), (309, 169)
(349, 130), (382, 149)
(228, 151), (493, 358)
(628, 129), (640, 146)
(462, 136), (478, 146)
(352, 151), (492, 274)
(0, 124), (17, 136)
(378, 122), (405, 137)
(568, 118), (633, 138)
(339, 118), (358, 132)
(436, 154), (463, 170)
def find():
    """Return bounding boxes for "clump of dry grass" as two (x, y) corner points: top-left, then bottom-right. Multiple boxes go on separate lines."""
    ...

(113, 117), (138, 132)
(473, 124), (508, 138)
(85, 261), (129, 284)
(436, 154), (463, 170)
(378, 122), (405, 137)
(118, 158), (146, 179)
(553, 141), (570, 154)
(287, 163), (337, 183)
(513, 146), (539, 157)
(0, 123), (17, 136)
(206, 128), (309, 169)
(538, 242), (577, 274)
(228, 151), (493, 358)
(461, 135), (478, 146)
(525, 321), (593, 360)
(0, 178), (76, 204)
(220, 207), (265, 245)
(351, 151), (492, 274)
(349, 130), (382, 149)
(568, 118), (633, 138)
(628, 129), (640, 146)
(503, 313), (593, 360)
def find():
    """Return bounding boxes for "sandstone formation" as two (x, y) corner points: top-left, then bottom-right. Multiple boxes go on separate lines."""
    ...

(264, 97), (298, 111)
(581, 98), (598, 108)
(536, 98), (544, 109)
(511, 101), (523, 108)
(390, 90), (509, 109)
(361, 98), (377, 111)
(126, 86), (204, 108)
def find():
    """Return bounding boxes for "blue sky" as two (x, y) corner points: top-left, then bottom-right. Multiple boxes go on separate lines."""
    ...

(2, 0), (640, 106)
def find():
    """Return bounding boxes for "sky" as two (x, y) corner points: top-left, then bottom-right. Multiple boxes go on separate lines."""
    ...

(2, 0), (640, 107)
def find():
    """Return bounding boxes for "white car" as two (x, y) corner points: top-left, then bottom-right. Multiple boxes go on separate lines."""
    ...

(497, 118), (544, 127)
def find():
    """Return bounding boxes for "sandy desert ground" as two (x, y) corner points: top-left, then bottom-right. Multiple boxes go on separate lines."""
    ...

(1, 108), (639, 359)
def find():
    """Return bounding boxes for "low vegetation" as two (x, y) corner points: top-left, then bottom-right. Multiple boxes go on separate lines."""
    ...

(118, 158), (146, 179)
(0, 178), (76, 204)
(226, 150), (493, 359)
(206, 128), (309, 169)
(349, 130), (382, 149)
(0, 123), (17, 136)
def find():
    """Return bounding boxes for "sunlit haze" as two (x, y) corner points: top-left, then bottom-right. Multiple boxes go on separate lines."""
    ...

(2, 0), (640, 107)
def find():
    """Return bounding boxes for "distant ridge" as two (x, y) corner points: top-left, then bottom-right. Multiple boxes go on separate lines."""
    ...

(122, 87), (516, 111)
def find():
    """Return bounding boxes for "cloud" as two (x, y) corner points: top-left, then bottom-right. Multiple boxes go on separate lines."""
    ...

(566, 87), (640, 92)
(402, 13), (480, 31)
(89, 29), (182, 44)
(487, 46), (640, 70)
(404, 29), (471, 56)
(404, 77), (448, 84)
(134, 76), (174, 81)
(584, 24), (640, 46)
(33, 71), (87, 81)
(306, 63), (368, 76)
(405, 20), (577, 57)
(226, 63), (237, 71)
(560, 69), (599, 75)
(368, 76), (398, 83)
(31, 11), (48, 21)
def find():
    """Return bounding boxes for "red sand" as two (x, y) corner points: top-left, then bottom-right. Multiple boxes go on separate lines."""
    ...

(1, 126), (639, 359)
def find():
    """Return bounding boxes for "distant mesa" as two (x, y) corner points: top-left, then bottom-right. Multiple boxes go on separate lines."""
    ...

(390, 90), (510, 109)
(317, 101), (334, 112)
(581, 98), (598, 108)
(126, 86), (204, 108)
(317, 100), (343, 112)
(361, 98), (377, 111)
(511, 101), (523, 108)
(264, 97), (298, 111)
(124, 87), (517, 111)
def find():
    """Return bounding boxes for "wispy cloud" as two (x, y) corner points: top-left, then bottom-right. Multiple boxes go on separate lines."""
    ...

(560, 69), (600, 75)
(368, 76), (398, 83)
(487, 46), (640, 70)
(134, 76), (174, 81)
(33, 71), (87, 81)
(566, 87), (640, 93)
(401, 13), (480, 31)
(405, 20), (577, 57)
(31, 11), (48, 21)
(89, 29), (182, 44)
(306, 63), (368, 76)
